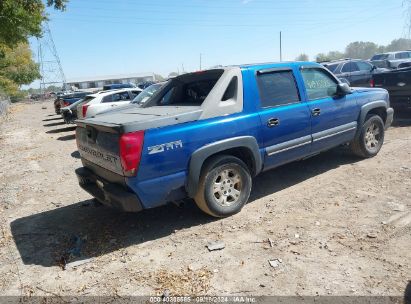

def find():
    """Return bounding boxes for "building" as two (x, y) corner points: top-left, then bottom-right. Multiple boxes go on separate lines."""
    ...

(66, 72), (157, 90)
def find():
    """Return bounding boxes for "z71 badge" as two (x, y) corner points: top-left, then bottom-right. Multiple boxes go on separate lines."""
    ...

(148, 140), (183, 155)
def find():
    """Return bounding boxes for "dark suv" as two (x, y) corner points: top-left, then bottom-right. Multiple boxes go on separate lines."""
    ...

(322, 59), (387, 87)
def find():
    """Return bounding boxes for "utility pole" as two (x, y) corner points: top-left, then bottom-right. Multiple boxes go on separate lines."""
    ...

(200, 53), (202, 70)
(279, 31), (283, 62)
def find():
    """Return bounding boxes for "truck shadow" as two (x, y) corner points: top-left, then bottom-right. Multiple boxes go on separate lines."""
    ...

(57, 134), (76, 141)
(43, 122), (66, 127)
(250, 148), (360, 201)
(10, 148), (359, 268)
(45, 126), (76, 134)
(42, 117), (62, 122)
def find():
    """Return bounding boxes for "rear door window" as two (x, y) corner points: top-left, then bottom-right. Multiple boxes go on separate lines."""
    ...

(395, 52), (408, 59)
(357, 61), (373, 71)
(112, 92), (131, 102)
(257, 70), (300, 108)
(342, 62), (360, 73)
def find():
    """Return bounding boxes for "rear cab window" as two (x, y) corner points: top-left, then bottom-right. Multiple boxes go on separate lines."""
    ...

(256, 69), (300, 108)
(144, 69), (224, 107)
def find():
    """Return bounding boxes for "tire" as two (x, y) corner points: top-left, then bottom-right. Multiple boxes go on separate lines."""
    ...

(350, 114), (385, 158)
(194, 155), (252, 218)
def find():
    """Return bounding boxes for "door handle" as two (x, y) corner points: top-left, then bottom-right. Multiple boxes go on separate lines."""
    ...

(267, 118), (280, 127)
(312, 108), (321, 116)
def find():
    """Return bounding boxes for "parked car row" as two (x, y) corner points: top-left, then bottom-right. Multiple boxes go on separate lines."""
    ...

(322, 58), (388, 87)
(72, 61), (393, 218)
(54, 91), (89, 114)
(59, 84), (168, 123)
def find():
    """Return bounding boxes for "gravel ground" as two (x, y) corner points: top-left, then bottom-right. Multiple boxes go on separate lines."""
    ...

(0, 101), (410, 298)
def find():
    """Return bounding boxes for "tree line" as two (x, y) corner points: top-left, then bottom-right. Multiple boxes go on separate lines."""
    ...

(0, 0), (67, 100)
(296, 38), (411, 62)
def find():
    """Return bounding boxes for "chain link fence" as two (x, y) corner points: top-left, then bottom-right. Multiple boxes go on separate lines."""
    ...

(0, 95), (11, 117)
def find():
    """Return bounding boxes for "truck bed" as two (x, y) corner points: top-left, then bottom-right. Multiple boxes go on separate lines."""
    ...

(76, 105), (203, 134)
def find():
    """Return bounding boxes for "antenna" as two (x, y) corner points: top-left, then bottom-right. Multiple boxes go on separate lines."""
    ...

(279, 31), (283, 62)
(37, 21), (66, 94)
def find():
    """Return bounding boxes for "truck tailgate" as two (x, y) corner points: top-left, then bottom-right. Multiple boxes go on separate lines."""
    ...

(76, 105), (203, 175)
(76, 126), (123, 175)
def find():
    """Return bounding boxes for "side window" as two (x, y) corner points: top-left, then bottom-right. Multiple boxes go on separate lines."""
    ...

(395, 52), (406, 59)
(222, 76), (238, 101)
(119, 92), (131, 101)
(257, 70), (300, 108)
(102, 95), (112, 103)
(357, 61), (372, 71)
(160, 88), (175, 105)
(342, 62), (359, 73)
(301, 68), (338, 100)
(111, 93), (121, 102)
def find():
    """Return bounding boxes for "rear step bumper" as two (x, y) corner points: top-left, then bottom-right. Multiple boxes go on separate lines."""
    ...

(75, 167), (143, 212)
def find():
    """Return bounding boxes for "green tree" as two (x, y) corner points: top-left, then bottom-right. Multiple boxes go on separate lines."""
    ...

(0, 43), (40, 96)
(0, 0), (67, 47)
(295, 54), (309, 61)
(327, 51), (345, 60)
(345, 41), (379, 59)
(385, 38), (411, 52)
(0, 0), (67, 98)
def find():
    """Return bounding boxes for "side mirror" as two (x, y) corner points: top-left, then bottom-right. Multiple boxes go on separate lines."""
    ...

(371, 65), (377, 71)
(336, 83), (352, 97)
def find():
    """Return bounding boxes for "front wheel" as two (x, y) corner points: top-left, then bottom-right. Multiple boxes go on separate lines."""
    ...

(194, 155), (252, 218)
(350, 115), (385, 158)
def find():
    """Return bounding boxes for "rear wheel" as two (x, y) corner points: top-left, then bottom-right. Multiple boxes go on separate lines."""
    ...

(350, 114), (385, 158)
(194, 155), (252, 218)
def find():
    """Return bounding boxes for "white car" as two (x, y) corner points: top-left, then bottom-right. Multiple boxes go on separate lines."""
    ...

(77, 88), (142, 119)
(371, 51), (411, 69)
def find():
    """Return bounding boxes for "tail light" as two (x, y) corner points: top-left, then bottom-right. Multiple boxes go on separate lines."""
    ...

(82, 104), (89, 117)
(370, 78), (375, 87)
(119, 131), (145, 176)
(63, 101), (70, 107)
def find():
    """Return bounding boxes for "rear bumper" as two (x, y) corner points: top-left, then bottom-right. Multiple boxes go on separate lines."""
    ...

(75, 167), (143, 212)
(385, 107), (394, 129)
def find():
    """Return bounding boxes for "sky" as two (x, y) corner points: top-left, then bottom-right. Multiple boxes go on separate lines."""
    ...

(30, 0), (408, 85)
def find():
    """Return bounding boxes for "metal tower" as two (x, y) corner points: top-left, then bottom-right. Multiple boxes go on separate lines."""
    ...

(37, 22), (66, 93)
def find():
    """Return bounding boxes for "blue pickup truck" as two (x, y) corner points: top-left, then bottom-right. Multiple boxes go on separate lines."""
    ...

(75, 62), (393, 217)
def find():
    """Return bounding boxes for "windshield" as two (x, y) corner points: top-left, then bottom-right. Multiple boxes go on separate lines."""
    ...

(131, 83), (163, 105)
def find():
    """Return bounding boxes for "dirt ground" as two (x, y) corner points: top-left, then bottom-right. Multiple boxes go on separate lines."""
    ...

(0, 100), (410, 298)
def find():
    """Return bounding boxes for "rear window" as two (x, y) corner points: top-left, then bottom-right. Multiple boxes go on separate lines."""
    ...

(257, 70), (300, 108)
(371, 54), (389, 60)
(147, 70), (224, 107)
